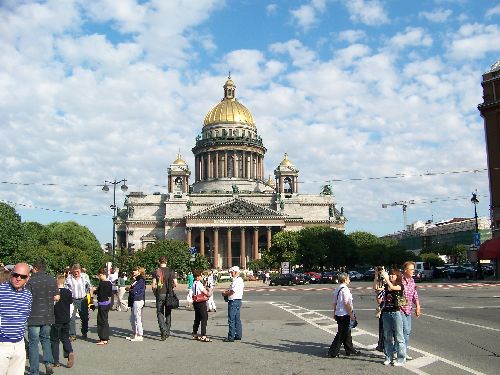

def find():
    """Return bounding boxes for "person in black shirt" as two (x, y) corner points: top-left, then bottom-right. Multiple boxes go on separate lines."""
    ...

(95, 268), (112, 345)
(51, 275), (74, 368)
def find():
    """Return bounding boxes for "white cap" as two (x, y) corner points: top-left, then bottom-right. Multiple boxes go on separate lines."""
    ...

(229, 266), (240, 273)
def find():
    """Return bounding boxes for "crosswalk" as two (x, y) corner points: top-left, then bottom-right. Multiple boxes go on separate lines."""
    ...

(270, 301), (486, 375)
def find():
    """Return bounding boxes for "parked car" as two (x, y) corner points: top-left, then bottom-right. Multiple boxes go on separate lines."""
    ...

(412, 270), (426, 282)
(443, 266), (475, 280)
(321, 271), (339, 284)
(304, 272), (322, 284)
(348, 271), (363, 281)
(363, 268), (376, 281)
(269, 273), (301, 286)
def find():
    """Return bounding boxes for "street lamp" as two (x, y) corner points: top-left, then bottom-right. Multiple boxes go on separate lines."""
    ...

(102, 179), (128, 266)
(471, 191), (483, 279)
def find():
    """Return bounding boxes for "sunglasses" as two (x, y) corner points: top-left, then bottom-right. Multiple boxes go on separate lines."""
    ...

(12, 272), (29, 280)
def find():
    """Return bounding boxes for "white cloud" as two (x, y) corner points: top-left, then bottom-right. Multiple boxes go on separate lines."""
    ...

(343, 0), (389, 26)
(290, 0), (326, 32)
(446, 23), (500, 60)
(388, 27), (433, 49)
(338, 29), (367, 43)
(419, 8), (452, 23)
(485, 4), (500, 18)
(269, 39), (317, 68)
(266, 4), (278, 16)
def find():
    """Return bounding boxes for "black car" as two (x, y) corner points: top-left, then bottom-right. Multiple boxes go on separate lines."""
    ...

(443, 266), (475, 280)
(320, 271), (339, 284)
(269, 273), (301, 286)
(363, 268), (375, 281)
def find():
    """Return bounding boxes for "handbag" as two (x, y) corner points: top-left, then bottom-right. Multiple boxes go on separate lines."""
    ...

(166, 292), (180, 309)
(192, 283), (208, 303)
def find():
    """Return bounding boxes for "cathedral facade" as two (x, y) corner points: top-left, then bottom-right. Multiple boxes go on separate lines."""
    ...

(117, 77), (346, 269)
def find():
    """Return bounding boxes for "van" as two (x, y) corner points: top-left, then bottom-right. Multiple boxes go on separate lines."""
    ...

(415, 262), (433, 279)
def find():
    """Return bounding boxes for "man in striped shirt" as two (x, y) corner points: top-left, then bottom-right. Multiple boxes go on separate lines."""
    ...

(400, 261), (421, 360)
(64, 264), (91, 341)
(0, 263), (33, 375)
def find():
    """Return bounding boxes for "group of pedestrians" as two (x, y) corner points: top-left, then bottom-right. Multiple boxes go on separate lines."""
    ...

(327, 261), (421, 367)
(1, 257), (246, 374)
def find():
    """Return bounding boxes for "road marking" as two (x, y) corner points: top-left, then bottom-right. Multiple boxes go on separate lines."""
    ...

(450, 306), (500, 309)
(423, 312), (500, 332)
(271, 301), (486, 375)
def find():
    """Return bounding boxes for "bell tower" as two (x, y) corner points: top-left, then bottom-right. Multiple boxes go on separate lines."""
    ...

(274, 153), (299, 195)
(167, 153), (191, 195)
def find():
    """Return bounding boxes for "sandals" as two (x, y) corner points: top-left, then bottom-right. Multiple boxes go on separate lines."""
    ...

(192, 335), (199, 340)
(96, 341), (108, 345)
(198, 336), (212, 342)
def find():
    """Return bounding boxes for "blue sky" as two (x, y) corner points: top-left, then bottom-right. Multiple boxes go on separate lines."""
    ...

(1, 0), (499, 245)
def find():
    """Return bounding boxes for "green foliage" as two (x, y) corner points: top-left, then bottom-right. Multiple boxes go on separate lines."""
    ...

(128, 240), (206, 276)
(0, 202), (23, 261)
(269, 231), (299, 265)
(247, 258), (268, 272)
(420, 252), (445, 267)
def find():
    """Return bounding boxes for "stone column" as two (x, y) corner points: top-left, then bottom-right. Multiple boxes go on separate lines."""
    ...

(215, 152), (219, 178)
(224, 152), (228, 178)
(233, 152), (237, 178)
(187, 227), (192, 247)
(253, 227), (259, 260)
(242, 151), (246, 178)
(200, 228), (205, 256)
(200, 155), (205, 181)
(267, 226), (272, 250)
(207, 152), (211, 179)
(227, 228), (232, 268)
(213, 228), (219, 269)
(240, 227), (246, 269)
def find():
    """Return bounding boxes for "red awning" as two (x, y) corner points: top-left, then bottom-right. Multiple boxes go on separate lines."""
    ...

(478, 238), (500, 259)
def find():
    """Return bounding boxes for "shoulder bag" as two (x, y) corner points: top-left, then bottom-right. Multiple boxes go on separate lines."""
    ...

(192, 283), (209, 303)
(165, 269), (179, 309)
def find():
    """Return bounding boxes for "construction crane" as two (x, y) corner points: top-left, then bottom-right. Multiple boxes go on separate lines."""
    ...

(381, 200), (416, 230)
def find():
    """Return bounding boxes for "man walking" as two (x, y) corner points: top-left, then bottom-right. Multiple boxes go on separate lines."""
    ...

(0, 263), (32, 375)
(65, 264), (91, 340)
(400, 261), (421, 360)
(26, 259), (59, 375)
(221, 266), (244, 342)
(151, 256), (177, 340)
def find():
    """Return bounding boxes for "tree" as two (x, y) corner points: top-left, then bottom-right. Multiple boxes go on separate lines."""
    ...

(269, 231), (299, 267)
(0, 202), (23, 261)
(420, 252), (445, 267)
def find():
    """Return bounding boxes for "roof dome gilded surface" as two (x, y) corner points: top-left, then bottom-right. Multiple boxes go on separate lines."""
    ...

(172, 153), (186, 165)
(280, 153), (294, 166)
(203, 77), (255, 127)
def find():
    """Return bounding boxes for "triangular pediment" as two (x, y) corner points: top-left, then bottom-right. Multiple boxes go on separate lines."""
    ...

(187, 198), (283, 219)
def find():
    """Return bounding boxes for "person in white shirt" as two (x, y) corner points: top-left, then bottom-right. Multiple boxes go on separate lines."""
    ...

(221, 266), (244, 342)
(107, 268), (118, 310)
(327, 273), (360, 358)
(206, 272), (216, 312)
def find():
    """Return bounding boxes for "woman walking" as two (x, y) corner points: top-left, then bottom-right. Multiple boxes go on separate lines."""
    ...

(95, 268), (112, 345)
(126, 267), (146, 342)
(378, 268), (406, 366)
(191, 269), (211, 342)
(327, 273), (359, 358)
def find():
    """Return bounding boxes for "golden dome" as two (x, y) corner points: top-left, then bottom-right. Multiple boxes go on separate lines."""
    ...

(280, 153), (293, 166)
(172, 153), (186, 165)
(203, 77), (255, 127)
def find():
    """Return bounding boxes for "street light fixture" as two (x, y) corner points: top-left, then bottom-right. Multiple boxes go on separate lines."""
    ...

(102, 178), (128, 266)
(471, 191), (483, 279)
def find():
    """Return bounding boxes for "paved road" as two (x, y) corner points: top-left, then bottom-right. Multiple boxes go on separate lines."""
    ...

(35, 281), (500, 375)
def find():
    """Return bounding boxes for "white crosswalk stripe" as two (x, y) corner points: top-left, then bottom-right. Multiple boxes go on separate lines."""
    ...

(270, 301), (486, 375)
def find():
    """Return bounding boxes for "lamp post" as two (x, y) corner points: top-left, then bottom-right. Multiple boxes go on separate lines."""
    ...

(471, 191), (483, 279)
(102, 179), (128, 266)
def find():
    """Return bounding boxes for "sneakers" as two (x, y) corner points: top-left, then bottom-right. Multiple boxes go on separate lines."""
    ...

(69, 335), (77, 341)
(223, 338), (234, 342)
(67, 352), (74, 368)
(130, 336), (143, 342)
(160, 333), (168, 341)
(406, 355), (413, 360)
(383, 360), (392, 366)
(394, 362), (406, 367)
(45, 364), (54, 375)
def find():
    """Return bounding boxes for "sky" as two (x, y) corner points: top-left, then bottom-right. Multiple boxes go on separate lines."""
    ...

(1, 0), (499, 245)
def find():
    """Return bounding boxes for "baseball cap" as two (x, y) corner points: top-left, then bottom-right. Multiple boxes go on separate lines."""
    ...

(229, 266), (240, 273)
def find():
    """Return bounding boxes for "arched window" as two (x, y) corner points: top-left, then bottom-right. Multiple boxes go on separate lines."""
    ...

(284, 177), (293, 193)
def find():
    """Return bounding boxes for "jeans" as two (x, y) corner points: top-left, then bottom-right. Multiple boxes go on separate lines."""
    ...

(382, 311), (406, 363)
(28, 325), (53, 374)
(156, 295), (172, 335)
(227, 299), (242, 340)
(401, 312), (412, 351)
(69, 298), (88, 336)
(50, 323), (72, 365)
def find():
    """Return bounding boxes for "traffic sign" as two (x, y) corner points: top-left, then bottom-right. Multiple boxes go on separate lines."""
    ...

(190, 246), (197, 255)
(473, 233), (481, 247)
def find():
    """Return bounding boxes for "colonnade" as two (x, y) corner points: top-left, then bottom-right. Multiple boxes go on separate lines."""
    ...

(195, 151), (265, 182)
(186, 226), (275, 269)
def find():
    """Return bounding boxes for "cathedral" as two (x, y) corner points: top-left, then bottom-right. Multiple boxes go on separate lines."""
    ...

(116, 77), (346, 269)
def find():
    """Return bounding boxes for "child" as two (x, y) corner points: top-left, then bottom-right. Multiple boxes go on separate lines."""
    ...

(95, 267), (113, 345)
(51, 275), (74, 368)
